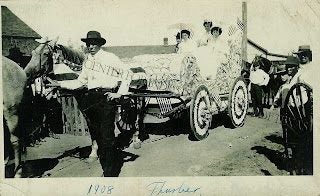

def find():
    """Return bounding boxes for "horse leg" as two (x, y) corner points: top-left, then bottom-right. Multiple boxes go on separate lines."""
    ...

(5, 113), (23, 178)
(11, 135), (23, 178)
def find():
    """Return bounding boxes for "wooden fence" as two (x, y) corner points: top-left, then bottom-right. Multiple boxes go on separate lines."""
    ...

(58, 96), (89, 136)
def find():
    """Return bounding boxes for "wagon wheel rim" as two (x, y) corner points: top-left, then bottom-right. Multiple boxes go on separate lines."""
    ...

(191, 85), (211, 138)
(284, 84), (312, 135)
(230, 78), (248, 126)
(282, 83), (313, 174)
(116, 97), (138, 132)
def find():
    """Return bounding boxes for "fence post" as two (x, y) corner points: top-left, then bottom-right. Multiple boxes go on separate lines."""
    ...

(60, 97), (67, 134)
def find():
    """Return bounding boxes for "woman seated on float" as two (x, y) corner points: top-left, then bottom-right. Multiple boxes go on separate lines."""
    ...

(176, 29), (197, 54)
(195, 25), (227, 81)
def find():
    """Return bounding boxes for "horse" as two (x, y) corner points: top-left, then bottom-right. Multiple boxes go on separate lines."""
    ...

(3, 37), (58, 177)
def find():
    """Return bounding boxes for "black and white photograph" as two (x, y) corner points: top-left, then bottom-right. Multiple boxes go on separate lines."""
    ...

(1, 0), (319, 195)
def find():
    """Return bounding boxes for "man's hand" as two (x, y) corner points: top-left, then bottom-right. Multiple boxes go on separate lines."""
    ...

(105, 92), (121, 101)
(46, 78), (61, 88)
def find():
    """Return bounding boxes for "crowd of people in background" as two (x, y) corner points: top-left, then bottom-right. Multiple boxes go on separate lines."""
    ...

(249, 45), (313, 119)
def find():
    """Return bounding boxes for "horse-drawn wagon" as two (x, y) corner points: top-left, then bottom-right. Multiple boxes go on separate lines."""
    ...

(115, 25), (249, 146)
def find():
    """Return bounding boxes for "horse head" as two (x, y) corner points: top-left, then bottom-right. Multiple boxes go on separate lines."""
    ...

(24, 36), (59, 82)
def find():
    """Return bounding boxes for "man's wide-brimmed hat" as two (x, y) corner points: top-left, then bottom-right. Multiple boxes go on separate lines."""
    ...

(293, 45), (312, 61)
(296, 45), (311, 52)
(284, 56), (300, 68)
(81, 31), (106, 46)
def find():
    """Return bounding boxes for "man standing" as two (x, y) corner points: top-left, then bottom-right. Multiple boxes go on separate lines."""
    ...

(249, 61), (270, 117)
(291, 45), (315, 87)
(50, 31), (132, 177)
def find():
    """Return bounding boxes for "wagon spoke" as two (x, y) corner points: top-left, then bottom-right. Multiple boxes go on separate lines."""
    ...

(296, 86), (306, 119)
(290, 93), (303, 121)
(285, 105), (299, 122)
(285, 117), (300, 136)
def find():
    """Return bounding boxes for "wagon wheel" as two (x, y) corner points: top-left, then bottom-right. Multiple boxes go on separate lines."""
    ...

(116, 97), (138, 133)
(190, 85), (211, 140)
(228, 77), (248, 127)
(281, 83), (313, 175)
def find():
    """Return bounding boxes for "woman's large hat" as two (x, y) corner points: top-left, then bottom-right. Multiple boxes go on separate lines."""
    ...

(181, 29), (191, 37)
(211, 26), (222, 35)
(81, 31), (106, 46)
(203, 19), (213, 27)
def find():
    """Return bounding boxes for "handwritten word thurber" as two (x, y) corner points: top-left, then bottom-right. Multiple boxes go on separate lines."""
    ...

(146, 181), (201, 196)
(87, 184), (114, 195)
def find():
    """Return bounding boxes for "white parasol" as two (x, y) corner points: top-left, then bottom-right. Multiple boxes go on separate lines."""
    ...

(167, 23), (195, 38)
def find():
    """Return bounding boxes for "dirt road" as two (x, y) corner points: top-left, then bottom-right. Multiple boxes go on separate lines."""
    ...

(119, 115), (288, 177)
(20, 110), (290, 178)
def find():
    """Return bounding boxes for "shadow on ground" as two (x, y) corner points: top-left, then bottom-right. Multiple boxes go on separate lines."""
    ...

(141, 112), (232, 141)
(251, 146), (288, 171)
(6, 144), (139, 178)
(265, 134), (284, 145)
(251, 134), (291, 174)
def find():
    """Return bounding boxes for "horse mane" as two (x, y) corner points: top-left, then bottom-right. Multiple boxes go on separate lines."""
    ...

(55, 44), (85, 65)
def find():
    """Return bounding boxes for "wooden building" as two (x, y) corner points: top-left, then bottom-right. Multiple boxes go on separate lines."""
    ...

(2, 6), (41, 67)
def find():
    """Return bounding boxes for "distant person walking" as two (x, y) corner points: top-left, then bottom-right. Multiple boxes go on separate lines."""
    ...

(249, 60), (270, 117)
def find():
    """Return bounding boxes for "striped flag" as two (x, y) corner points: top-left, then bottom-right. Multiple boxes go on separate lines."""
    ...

(237, 17), (245, 31)
(228, 25), (238, 36)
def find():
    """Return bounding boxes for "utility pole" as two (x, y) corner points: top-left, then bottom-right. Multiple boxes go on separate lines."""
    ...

(242, 1), (248, 66)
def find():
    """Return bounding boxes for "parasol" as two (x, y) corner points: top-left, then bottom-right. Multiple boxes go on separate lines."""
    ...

(167, 23), (195, 38)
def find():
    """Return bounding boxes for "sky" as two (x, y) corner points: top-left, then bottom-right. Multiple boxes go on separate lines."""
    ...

(2, 0), (320, 61)
(3, 0), (241, 46)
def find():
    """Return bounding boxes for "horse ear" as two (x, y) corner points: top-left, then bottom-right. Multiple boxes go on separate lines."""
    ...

(36, 36), (49, 44)
(49, 36), (59, 47)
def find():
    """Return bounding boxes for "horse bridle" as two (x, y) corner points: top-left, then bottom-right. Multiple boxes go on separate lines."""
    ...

(26, 42), (54, 87)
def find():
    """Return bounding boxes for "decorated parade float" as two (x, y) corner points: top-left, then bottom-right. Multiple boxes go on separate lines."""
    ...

(111, 20), (249, 143)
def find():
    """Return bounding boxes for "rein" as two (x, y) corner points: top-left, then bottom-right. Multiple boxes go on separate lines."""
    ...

(26, 43), (54, 86)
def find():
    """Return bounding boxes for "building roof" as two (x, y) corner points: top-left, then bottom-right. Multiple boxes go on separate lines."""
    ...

(1, 6), (41, 38)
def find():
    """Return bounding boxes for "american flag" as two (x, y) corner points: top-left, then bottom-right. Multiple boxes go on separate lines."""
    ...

(228, 17), (245, 36)
(237, 17), (245, 31)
